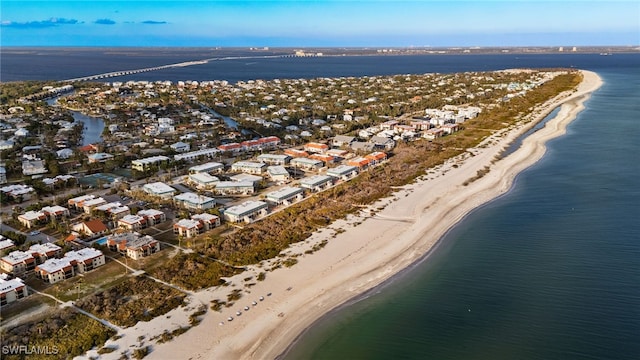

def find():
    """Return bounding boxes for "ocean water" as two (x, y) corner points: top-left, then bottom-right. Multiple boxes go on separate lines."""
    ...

(2, 50), (638, 359)
(282, 64), (640, 359)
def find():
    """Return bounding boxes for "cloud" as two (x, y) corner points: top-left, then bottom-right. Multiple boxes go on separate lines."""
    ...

(141, 20), (167, 25)
(94, 18), (116, 25)
(1, 18), (80, 28)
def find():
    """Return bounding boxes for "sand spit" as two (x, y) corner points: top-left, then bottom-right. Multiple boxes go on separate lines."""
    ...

(83, 70), (601, 360)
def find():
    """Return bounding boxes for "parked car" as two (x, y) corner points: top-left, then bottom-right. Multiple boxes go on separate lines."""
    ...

(29, 230), (41, 236)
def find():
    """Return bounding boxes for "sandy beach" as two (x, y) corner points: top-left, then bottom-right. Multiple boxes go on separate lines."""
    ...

(85, 70), (602, 360)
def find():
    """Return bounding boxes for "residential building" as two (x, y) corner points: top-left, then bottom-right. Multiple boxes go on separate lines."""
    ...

(188, 172), (220, 189)
(309, 153), (335, 165)
(29, 243), (62, 263)
(117, 214), (148, 231)
(1, 251), (36, 274)
(218, 142), (243, 153)
(173, 213), (220, 238)
(257, 154), (291, 165)
(290, 157), (324, 171)
(188, 162), (224, 174)
(18, 210), (47, 229)
(41, 205), (71, 221)
(350, 141), (375, 153)
(347, 157), (371, 169)
(131, 155), (170, 172)
(170, 141), (191, 153)
(332, 135), (356, 147)
(229, 173), (263, 185)
(300, 175), (334, 192)
(365, 151), (388, 165)
(265, 187), (304, 206)
(213, 181), (255, 195)
(223, 201), (268, 223)
(267, 166), (290, 182)
(284, 148), (309, 158)
(137, 209), (166, 225)
(304, 142), (329, 153)
(22, 160), (47, 176)
(68, 194), (96, 210)
(423, 128), (444, 140)
(369, 136), (396, 150)
(1, 184), (34, 200)
(35, 248), (105, 284)
(56, 148), (74, 159)
(231, 161), (266, 175)
(441, 123), (460, 134)
(326, 149), (350, 159)
(174, 148), (221, 162)
(191, 213), (221, 228)
(173, 192), (216, 210)
(87, 153), (114, 164)
(107, 233), (160, 260)
(0, 238), (15, 254)
(173, 219), (206, 238)
(82, 197), (107, 214)
(143, 182), (176, 199)
(0, 166), (6, 184)
(0, 275), (28, 305)
(72, 219), (108, 238)
(327, 165), (359, 181)
(94, 202), (129, 219)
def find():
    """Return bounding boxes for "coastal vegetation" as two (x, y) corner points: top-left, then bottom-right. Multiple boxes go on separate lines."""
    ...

(75, 276), (186, 328)
(0, 308), (116, 360)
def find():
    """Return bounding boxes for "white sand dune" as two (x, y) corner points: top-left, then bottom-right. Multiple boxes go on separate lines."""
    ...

(85, 70), (602, 360)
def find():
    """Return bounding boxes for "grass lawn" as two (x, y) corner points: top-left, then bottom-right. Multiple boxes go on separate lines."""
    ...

(43, 260), (130, 302)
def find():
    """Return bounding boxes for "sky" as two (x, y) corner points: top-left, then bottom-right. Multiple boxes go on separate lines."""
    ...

(1, 0), (638, 47)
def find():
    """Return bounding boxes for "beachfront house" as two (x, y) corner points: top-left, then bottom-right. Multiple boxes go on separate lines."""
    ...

(327, 165), (359, 181)
(223, 201), (268, 223)
(300, 175), (334, 192)
(265, 187), (304, 206)
(173, 213), (220, 238)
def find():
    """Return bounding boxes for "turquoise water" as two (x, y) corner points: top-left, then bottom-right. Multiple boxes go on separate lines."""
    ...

(282, 69), (640, 359)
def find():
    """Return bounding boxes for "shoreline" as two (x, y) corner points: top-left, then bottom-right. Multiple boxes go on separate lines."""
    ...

(86, 70), (602, 360)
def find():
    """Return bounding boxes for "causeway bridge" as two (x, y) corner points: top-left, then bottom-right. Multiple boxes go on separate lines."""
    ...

(62, 53), (316, 83)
